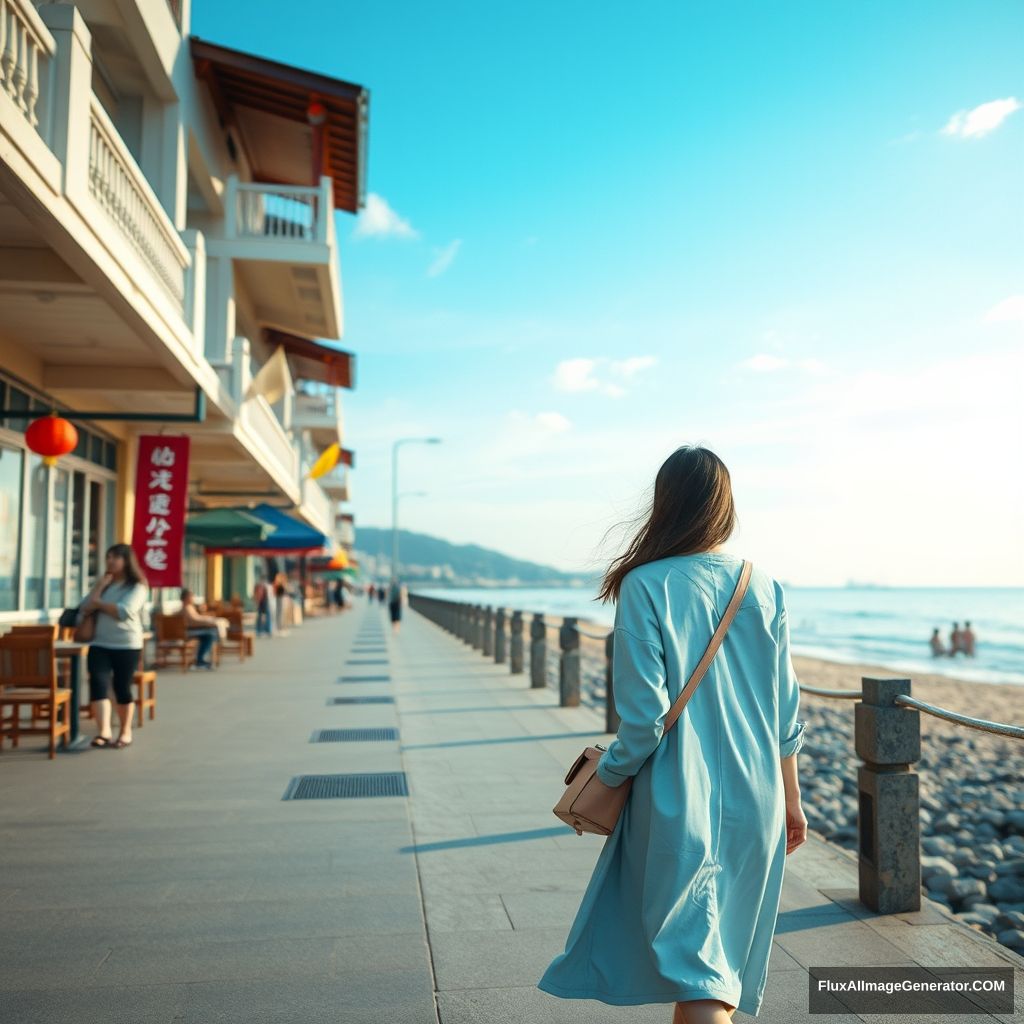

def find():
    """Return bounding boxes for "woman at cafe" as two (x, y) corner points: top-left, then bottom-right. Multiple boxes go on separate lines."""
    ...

(77, 543), (149, 750)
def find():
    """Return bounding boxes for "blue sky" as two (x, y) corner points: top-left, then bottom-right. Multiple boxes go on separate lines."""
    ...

(194, 2), (1024, 586)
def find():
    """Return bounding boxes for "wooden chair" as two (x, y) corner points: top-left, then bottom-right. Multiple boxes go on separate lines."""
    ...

(0, 632), (71, 758)
(218, 608), (253, 661)
(7, 625), (78, 724)
(153, 612), (198, 670)
(134, 650), (156, 727)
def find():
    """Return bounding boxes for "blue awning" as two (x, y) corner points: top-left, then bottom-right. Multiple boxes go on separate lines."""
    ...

(205, 504), (329, 555)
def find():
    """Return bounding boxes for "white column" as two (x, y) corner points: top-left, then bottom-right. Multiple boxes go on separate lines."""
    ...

(37, 3), (91, 206)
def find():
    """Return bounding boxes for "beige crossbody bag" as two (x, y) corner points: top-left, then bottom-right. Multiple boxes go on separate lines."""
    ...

(553, 560), (753, 836)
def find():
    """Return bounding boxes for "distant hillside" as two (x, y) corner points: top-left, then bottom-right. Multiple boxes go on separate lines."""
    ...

(352, 527), (593, 588)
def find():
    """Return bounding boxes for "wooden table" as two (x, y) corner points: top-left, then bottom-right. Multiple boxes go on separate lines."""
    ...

(54, 640), (88, 748)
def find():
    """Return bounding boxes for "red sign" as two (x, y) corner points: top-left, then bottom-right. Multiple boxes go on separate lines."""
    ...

(131, 436), (190, 588)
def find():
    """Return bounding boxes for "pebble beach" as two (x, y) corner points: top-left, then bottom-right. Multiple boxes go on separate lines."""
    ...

(576, 639), (1024, 956)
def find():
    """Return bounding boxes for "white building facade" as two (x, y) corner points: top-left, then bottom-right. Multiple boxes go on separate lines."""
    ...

(0, 0), (364, 616)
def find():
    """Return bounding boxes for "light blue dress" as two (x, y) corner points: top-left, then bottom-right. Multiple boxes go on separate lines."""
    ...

(537, 553), (806, 1017)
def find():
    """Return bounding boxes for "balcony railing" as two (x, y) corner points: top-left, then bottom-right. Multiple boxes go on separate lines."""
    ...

(0, 0), (55, 131)
(226, 178), (334, 246)
(88, 95), (187, 309)
(301, 475), (332, 537)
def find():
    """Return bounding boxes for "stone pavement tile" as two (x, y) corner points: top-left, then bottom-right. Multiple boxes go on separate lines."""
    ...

(242, 865), (414, 901)
(500, 888), (589, 930)
(423, 891), (513, 933)
(779, 873), (855, 915)
(172, 976), (436, 1024)
(773, 914), (919, 968)
(3, 879), (178, 911)
(863, 922), (1021, 969)
(0, 983), (185, 1024)
(440, 985), (684, 1023)
(755, 965), (859, 1022)
(96, 935), (337, 986)
(430, 926), (573, 990)
(769, 941), (804, 972)
(0, 944), (113, 992)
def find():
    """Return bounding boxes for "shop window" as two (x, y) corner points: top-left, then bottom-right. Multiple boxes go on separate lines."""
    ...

(49, 468), (69, 609)
(7, 387), (29, 433)
(0, 446), (24, 610)
(69, 471), (86, 605)
(24, 455), (47, 609)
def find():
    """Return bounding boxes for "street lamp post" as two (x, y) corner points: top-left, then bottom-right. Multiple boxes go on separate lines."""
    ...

(391, 437), (441, 579)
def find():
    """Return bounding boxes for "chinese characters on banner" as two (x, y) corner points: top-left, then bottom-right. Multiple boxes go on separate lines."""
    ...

(131, 436), (190, 588)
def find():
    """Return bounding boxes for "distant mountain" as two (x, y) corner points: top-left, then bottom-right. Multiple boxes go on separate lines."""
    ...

(352, 527), (593, 588)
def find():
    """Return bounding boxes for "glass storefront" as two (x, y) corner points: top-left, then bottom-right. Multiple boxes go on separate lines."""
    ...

(0, 378), (119, 617)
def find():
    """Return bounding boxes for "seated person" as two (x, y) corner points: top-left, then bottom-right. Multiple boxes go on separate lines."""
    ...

(180, 588), (220, 669)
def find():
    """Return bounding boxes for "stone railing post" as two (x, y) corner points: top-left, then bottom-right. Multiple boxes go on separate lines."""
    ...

(605, 631), (620, 733)
(509, 610), (524, 674)
(471, 604), (483, 650)
(494, 608), (506, 664)
(530, 613), (546, 689)
(559, 617), (581, 707)
(482, 606), (494, 657)
(855, 676), (921, 914)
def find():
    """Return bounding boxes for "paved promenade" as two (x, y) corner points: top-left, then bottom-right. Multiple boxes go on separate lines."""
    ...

(1, 601), (1020, 1023)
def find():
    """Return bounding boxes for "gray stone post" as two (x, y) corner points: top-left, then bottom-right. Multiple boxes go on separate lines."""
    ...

(494, 608), (506, 664)
(510, 611), (524, 674)
(530, 614), (547, 689)
(605, 631), (620, 733)
(482, 606), (494, 657)
(855, 676), (921, 913)
(469, 605), (481, 650)
(559, 617), (581, 707)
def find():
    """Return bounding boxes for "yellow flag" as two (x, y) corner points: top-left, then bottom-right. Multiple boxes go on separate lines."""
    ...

(309, 442), (342, 479)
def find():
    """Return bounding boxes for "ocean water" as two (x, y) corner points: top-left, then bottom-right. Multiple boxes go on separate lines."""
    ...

(412, 584), (1024, 687)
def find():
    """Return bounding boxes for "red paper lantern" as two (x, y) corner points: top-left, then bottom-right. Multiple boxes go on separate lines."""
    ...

(25, 414), (78, 467)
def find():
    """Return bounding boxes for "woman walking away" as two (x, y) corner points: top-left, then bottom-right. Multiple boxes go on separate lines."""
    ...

(387, 577), (404, 633)
(537, 444), (808, 1021)
(79, 544), (149, 750)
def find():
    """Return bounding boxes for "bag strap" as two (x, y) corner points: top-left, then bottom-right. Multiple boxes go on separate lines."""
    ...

(661, 559), (753, 735)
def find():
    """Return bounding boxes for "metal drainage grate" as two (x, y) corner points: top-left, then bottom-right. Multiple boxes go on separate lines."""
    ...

(337, 675), (391, 683)
(311, 727), (399, 743)
(331, 696), (395, 705)
(283, 772), (409, 800)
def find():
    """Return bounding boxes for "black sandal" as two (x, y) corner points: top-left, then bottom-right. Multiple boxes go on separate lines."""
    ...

(112, 737), (133, 750)
(91, 736), (112, 748)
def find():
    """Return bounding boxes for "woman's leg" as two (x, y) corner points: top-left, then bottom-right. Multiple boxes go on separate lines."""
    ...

(674, 999), (736, 1024)
(110, 650), (138, 744)
(86, 646), (114, 742)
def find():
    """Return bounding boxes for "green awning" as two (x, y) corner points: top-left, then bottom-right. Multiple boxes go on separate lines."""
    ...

(185, 509), (277, 548)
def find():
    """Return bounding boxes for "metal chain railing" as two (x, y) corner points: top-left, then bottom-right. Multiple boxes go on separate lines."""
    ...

(408, 592), (1022, 917)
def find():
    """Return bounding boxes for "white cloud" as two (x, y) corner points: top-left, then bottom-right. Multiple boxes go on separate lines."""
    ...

(553, 358), (601, 393)
(610, 355), (657, 378)
(552, 355), (656, 396)
(941, 97), (1021, 139)
(535, 411), (571, 433)
(740, 353), (789, 372)
(739, 353), (827, 375)
(984, 295), (1024, 324)
(427, 239), (462, 278)
(352, 193), (418, 239)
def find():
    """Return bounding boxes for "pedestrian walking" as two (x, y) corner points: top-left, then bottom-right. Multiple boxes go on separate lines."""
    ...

(254, 578), (272, 636)
(77, 543), (149, 750)
(388, 577), (404, 633)
(273, 572), (290, 632)
(537, 444), (808, 1021)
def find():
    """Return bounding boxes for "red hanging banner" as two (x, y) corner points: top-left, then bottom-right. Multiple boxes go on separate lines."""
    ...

(130, 435), (190, 588)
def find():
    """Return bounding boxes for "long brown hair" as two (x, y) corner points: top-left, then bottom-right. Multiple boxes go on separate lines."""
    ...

(597, 445), (737, 604)
(106, 543), (148, 589)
